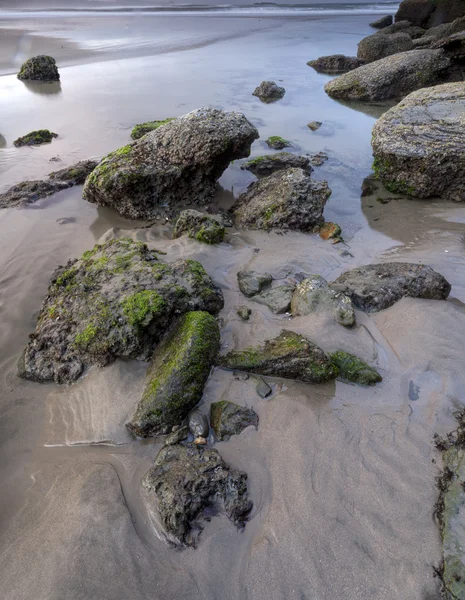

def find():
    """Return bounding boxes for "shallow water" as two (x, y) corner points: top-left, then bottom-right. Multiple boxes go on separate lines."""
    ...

(0, 7), (464, 600)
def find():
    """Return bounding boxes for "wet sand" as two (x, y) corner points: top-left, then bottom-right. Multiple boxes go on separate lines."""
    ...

(1, 8), (464, 600)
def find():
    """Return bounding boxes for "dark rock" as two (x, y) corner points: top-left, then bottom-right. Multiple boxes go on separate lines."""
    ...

(18, 239), (223, 384)
(291, 275), (355, 327)
(361, 175), (379, 197)
(17, 55), (60, 81)
(188, 409), (209, 443)
(173, 209), (225, 244)
(395, 0), (465, 28)
(309, 151), (329, 167)
(14, 129), (58, 147)
(218, 329), (338, 383)
(372, 82), (465, 200)
(255, 378), (272, 399)
(237, 306), (251, 320)
(252, 80), (285, 103)
(330, 350), (382, 385)
(432, 30), (465, 59)
(379, 20), (425, 38)
(241, 152), (312, 176)
(413, 16), (465, 46)
(210, 400), (259, 440)
(142, 443), (252, 546)
(127, 311), (220, 437)
(357, 32), (414, 63)
(237, 270), (273, 297)
(252, 284), (295, 314)
(307, 54), (365, 74)
(233, 168), (331, 231)
(82, 107), (259, 219)
(370, 15), (393, 28)
(130, 118), (175, 140)
(0, 180), (70, 209)
(325, 49), (451, 101)
(307, 121), (322, 131)
(164, 425), (189, 446)
(330, 262), (451, 312)
(48, 159), (99, 185)
(265, 136), (291, 150)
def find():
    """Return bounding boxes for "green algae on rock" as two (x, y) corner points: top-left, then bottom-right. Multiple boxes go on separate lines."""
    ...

(265, 136), (291, 150)
(329, 350), (382, 385)
(48, 159), (99, 185)
(210, 401), (259, 441)
(14, 130), (58, 147)
(241, 152), (312, 176)
(173, 209), (225, 244)
(319, 221), (342, 240)
(142, 443), (252, 546)
(17, 55), (60, 81)
(218, 329), (337, 383)
(130, 118), (175, 140)
(82, 107), (259, 220)
(18, 240), (223, 384)
(127, 311), (220, 437)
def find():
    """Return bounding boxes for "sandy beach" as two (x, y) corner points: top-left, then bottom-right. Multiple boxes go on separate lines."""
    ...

(1, 3), (464, 599)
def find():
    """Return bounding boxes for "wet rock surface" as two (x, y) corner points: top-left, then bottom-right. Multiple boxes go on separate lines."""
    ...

(164, 425), (189, 446)
(357, 31), (414, 63)
(370, 15), (393, 28)
(142, 443), (252, 546)
(252, 80), (285, 103)
(48, 159), (99, 185)
(291, 275), (355, 327)
(188, 409), (210, 443)
(18, 239), (223, 384)
(395, 0), (465, 28)
(252, 284), (295, 314)
(372, 82), (465, 200)
(173, 209), (225, 244)
(379, 20), (425, 38)
(127, 311), (220, 437)
(14, 129), (58, 147)
(265, 136), (291, 149)
(237, 270), (273, 297)
(330, 350), (382, 385)
(307, 54), (366, 73)
(210, 401), (259, 440)
(237, 306), (251, 320)
(330, 262), (451, 312)
(241, 152), (312, 176)
(233, 168), (331, 232)
(218, 329), (337, 383)
(130, 118), (175, 140)
(309, 151), (329, 167)
(325, 49), (451, 101)
(17, 55), (60, 81)
(82, 107), (259, 219)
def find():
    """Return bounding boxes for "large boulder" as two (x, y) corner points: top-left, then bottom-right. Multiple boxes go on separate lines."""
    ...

(325, 49), (451, 101)
(241, 152), (312, 176)
(307, 54), (365, 74)
(142, 443), (252, 546)
(218, 329), (337, 383)
(173, 209), (225, 244)
(17, 55), (60, 81)
(233, 168), (331, 231)
(127, 311), (220, 437)
(18, 239), (223, 384)
(395, 0), (465, 28)
(371, 82), (465, 200)
(370, 15), (393, 29)
(82, 107), (259, 219)
(357, 32), (414, 63)
(210, 401), (259, 441)
(252, 80), (285, 103)
(330, 263), (451, 312)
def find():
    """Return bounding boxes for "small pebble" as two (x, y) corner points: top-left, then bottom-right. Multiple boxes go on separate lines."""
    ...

(256, 377), (272, 399)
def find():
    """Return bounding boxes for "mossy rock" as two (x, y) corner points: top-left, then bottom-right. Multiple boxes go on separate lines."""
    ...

(130, 118), (175, 140)
(48, 159), (99, 185)
(330, 350), (382, 385)
(210, 401), (258, 441)
(241, 152), (312, 176)
(266, 136), (291, 150)
(173, 209), (225, 244)
(14, 130), (58, 147)
(218, 329), (337, 383)
(17, 55), (60, 81)
(18, 239), (223, 384)
(127, 311), (220, 437)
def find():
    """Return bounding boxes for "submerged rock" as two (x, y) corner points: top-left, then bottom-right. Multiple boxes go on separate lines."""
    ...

(233, 168), (331, 232)
(130, 118), (175, 140)
(188, 409), (210, 444)
(330, 350), (382, 385)
(82, 107), (259, 219)
(330, 262), (451, 312)
(372, 82), (465, 200)
(17, 55), (60, 81)
(173, 209), (225, 244)
(218, 329), (337, 383)
(237, 270), (273, 297)
(370, 15), (393, 28)
(265, 136), (291, 150)
(127, 311), (220, 437)
(291, 275), (355, 327)
(252, 80), (285, 103)
(210, 401), (259, 440)
(18, 239), (223, 384)
(307, 54), (365, 74)
(237, 305), (251, 320)
(142, 443), (252, 546)
(307, 121), (322, 131)
(325, 49), (451, 101)
(309, 151), (329, 167)
(357, 31), (414, 63)
(252, 284), (295, 314)
(14, 129), (58, 147)
(319, 221), (341, 240)
(48, 159), (99, 185)
(241, 152), (312, 176)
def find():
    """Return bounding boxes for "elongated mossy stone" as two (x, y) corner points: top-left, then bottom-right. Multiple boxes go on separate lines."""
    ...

(330, 350), (382, 385)
(218, 329), (337, 383)
(14, 129), (58, 147)
(127, 311), (220, 437)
